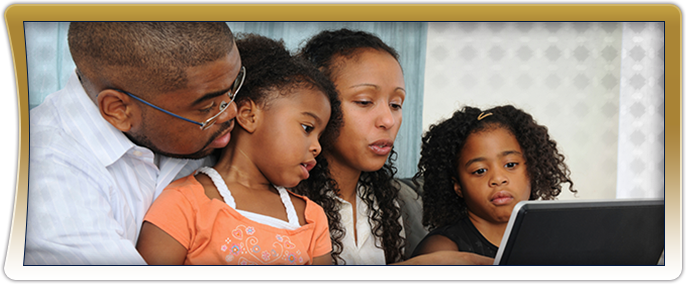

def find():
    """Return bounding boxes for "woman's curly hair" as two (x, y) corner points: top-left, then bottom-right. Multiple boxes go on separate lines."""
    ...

(298, 28), (401, 82)
(415, 105), (576, 231)
(234, 33), (342, 148)
(293, 29), (405, 264)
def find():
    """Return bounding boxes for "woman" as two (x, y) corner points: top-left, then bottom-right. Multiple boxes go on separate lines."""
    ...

(294, 29), (491, 265)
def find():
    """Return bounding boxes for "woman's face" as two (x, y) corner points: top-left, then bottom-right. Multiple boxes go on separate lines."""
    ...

(326, 48), (406, 173)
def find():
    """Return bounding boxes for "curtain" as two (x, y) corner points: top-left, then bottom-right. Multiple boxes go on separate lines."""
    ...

(25, 22), (74, 110)
(24, 22), (428, 179)
(616, 22), (665, 199)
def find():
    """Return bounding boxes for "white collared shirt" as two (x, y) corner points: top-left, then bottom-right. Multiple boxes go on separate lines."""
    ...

(336, 184), (405, 265)
(25, 71), (213, 265)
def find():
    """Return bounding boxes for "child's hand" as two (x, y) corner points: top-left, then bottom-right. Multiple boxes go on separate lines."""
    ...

(394, 251), (494, 265)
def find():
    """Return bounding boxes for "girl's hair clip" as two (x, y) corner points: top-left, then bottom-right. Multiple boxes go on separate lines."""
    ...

(477, 112), (493, 121)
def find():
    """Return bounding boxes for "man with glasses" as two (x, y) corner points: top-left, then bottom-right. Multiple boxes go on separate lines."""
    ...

(26, 22), (244, 265)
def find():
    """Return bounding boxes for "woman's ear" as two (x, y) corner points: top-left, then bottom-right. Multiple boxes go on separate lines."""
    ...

(452, 177), (463, 198)
(235, 99), (261, 134)
(97, 89), (136, 132)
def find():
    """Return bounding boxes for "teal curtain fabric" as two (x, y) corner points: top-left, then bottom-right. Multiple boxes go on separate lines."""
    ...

(25, 22), (74, 110)
(24, 22), (427, 178)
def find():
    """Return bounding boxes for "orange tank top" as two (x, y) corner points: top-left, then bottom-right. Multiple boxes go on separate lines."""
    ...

(143, 169), (331, 265)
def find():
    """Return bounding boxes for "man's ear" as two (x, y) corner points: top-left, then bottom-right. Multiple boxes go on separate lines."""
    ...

(235, 99), (261, 134)
(452, 177), (463, 198)
(97, 89), (136, 132)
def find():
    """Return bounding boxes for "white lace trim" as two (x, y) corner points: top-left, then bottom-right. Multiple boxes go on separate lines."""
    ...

(195, 166), (300, 229)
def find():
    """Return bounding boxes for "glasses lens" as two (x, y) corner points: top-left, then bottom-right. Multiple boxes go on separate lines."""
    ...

(229, 66), (246, 100)
(199, 66), (244, 131)
(200, 101), (230, 130)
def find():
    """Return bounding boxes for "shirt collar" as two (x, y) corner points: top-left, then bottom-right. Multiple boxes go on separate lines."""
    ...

(332, 181), (370, 200)
(53, 71), (204, 192)
(59, 70), (138, 167)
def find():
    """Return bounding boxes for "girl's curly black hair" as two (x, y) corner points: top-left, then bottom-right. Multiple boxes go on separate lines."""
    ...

(415, 105), (576, 231)
(234, 33), (342, 149)
(293, 29), (405, 264)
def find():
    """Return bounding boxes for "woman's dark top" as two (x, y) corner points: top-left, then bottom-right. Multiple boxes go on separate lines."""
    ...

(411, 217), (498, 258)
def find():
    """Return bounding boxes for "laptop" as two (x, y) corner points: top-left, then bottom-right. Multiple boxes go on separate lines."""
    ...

(493, 199), (665, 265)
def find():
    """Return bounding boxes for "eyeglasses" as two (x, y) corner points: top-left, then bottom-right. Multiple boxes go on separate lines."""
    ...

(116, 66), (246, 130)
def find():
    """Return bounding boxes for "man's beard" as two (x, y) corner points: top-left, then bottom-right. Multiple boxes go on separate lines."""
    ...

(125, 119), (233, 160)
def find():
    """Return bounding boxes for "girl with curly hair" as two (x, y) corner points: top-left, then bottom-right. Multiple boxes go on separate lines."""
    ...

(411, 105), (576, 259)
(136, 34), (342, 265)
(294, 28), (491, 265)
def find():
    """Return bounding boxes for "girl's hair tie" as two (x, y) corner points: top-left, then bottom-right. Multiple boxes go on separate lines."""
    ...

(477, 112), (493, 121)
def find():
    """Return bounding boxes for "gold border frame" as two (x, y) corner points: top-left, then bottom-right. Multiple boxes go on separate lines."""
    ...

(4, 4), (681, 281)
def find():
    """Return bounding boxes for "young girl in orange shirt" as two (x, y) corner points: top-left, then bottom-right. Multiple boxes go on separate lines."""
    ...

(136, 34), (341, 265)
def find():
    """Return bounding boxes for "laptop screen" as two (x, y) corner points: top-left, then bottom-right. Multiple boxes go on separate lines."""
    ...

(493, 199), (665, 265)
